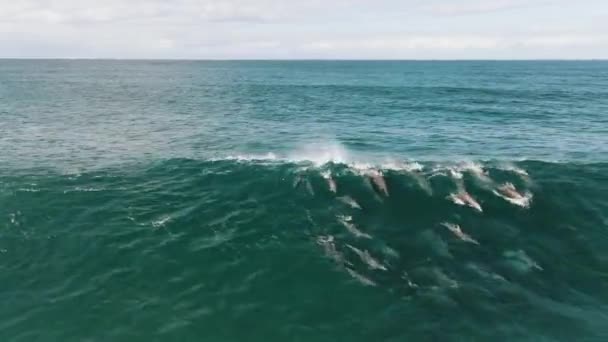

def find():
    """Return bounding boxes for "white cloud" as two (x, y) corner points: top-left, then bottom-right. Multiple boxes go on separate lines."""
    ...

(302, 36), (502, 51)
(0, 0), (606, 58)
(423, 0), (548, 15)
(519, 34), (608, 48)
(0, 0), (284, 25)
(302, 33), (608, 51)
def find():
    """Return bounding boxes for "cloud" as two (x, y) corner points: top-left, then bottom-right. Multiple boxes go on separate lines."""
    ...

(0, 0), (284, 25)
(302, 36), (502, 51)
(0, 0), (606, 59)
(423, 0), (550, 15)
(302, 33), (608, 51)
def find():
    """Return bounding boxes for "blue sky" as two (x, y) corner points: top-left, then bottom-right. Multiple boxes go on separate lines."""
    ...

(1, 0), (607, 59)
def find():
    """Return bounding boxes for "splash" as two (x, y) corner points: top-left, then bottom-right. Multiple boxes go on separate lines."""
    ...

(214, 152), (278, 162)
(287, 142), (352, 166)
(496, 162), (530, 177)
(152, 215), (171, 228)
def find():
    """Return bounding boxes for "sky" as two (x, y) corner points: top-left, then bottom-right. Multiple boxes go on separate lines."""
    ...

(1, 0), (607, 59)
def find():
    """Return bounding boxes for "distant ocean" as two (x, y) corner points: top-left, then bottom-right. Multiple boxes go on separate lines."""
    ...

(1, 60), (607, 341)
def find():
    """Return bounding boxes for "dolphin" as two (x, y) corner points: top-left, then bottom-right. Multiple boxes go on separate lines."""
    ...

(316, 235), (350, 266)
(368, 170), (389, 197)
(493, 183), (532, 208)
(338, 215), (372, 239)
(346, 244), (387, 271)
(448, 191), (483, 212)
(304, 179), (315, 196)
(440, 222), (479, 245)
(497, 183), (522, 199)
(293, 175), (303, 188)
(338, 196), (362, 209)
(293, 174), (315, 196)
(346, 268), (377, 286)
(322, 171), (337, 193)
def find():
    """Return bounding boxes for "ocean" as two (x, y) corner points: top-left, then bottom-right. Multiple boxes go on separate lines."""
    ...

(1, 60), (607, 341)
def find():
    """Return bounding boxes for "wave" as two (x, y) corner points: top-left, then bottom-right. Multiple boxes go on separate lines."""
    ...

(1, 156), (607, 338)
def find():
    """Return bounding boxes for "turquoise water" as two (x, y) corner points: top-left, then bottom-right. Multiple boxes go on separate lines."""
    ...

(1, 60), (607, 341)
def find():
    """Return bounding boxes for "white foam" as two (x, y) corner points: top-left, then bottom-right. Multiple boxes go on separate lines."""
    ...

(17, 188), (40, 192)
(287, 142), (351, 166)
(428, 170), (448, 179)
(458, 161), (493, 183)
(337, 215), (352, 222)
(496, 162), (529, 177)
(402, 161), (424, 172)
(375, 158), (424, 172)
(216, 152), (278, 162)
(210, 142), (426, 173)
(459, 161), (486, 175)
(401, 271), (419, 289)
(493, 191), (532, 208)
(63, 187), (105, 193)
(9, 212), (18, 225)
(435, 162), (478, 181)
(347, 160), (425, 175)
(209, 149), (529, 194)
(152, 215), (171, 228)
(448, 168), (464, 180)
(346, 162), (376, 175)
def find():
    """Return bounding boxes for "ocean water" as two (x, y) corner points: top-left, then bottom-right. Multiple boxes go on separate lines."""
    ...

(1, 60), (607, 341)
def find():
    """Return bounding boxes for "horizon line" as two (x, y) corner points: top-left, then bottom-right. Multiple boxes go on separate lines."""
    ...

(0, 57), (607, 62)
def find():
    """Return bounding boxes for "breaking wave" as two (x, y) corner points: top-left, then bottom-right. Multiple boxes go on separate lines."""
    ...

(2, 156), (607, 340)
